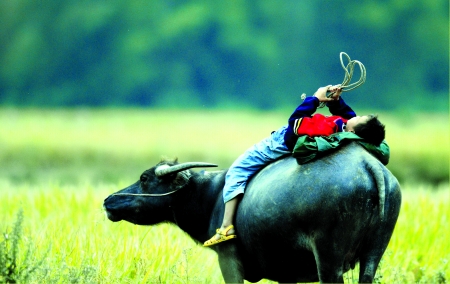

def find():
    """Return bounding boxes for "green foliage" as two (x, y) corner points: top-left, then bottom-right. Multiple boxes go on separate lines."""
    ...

(0, 209), (44, 283)
(34, 261), (99, 284)
(0, 0), (448, 110)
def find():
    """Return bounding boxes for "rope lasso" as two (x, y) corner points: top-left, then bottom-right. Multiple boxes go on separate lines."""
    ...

(301, 52), (366, 108)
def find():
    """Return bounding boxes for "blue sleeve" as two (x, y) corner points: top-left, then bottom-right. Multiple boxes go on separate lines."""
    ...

(287, 96), (319, 129)
(326, 97), (356, 119)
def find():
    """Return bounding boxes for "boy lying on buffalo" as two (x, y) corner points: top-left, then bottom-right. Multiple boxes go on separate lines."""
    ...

(204, 84), (386, 247)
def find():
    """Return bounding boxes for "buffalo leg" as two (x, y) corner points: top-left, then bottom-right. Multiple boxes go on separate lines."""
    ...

(358, 234), (390, 283)
(359, 187), (401, 283)
(311, 243), (345, 283)
(216, 242), (244, 283)
(358, 254), (381, 283)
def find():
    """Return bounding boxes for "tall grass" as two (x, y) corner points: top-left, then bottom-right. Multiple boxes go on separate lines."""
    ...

(1, 182), (448, 283)
(0, 180), (223, 283)
(0, 108), (448, 283)
(384, 183), (449, 283)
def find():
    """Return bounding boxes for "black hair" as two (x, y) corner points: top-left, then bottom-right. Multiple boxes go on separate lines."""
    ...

(353, 115), (386, 146)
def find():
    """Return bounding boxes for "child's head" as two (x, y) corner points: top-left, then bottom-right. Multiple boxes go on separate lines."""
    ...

(346, 115), (385, 145)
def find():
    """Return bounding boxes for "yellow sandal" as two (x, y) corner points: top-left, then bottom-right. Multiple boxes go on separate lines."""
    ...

(203, 225), (237, 247)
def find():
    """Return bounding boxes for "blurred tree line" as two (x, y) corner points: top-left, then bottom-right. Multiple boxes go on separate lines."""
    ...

(0, 0), (448, 111)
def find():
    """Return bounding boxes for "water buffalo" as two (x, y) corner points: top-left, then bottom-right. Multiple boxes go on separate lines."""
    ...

(103, 142), (401, 283)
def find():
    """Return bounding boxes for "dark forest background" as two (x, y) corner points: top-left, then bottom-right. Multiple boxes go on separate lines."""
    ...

(0, 0), (448, 111)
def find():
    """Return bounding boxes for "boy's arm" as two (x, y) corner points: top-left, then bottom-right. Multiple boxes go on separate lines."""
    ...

(287, 96), (320, 129)
(326, 97), (357, 119)
(287, 85), (338, 131)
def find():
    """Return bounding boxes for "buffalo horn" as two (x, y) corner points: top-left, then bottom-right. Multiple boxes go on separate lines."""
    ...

(155, 162), (218, 177)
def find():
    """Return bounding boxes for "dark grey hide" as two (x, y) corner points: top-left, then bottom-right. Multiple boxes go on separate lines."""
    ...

(103, 142), (401, 283)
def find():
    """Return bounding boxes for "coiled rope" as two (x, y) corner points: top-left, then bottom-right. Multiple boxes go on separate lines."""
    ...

(303, 52), (366, 108)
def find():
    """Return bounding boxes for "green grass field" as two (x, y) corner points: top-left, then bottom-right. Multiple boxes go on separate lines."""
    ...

(1, 108), (449, 283)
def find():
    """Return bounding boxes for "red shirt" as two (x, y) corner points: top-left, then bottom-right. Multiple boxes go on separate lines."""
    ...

(293, 114), (348, 137)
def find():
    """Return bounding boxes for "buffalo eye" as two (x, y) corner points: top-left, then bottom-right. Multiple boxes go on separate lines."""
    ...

(140, 174), (148, 183)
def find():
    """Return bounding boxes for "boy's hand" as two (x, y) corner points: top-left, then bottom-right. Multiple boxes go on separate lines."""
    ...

(314, 85), (342, 102)
(328, 84), (343, 100)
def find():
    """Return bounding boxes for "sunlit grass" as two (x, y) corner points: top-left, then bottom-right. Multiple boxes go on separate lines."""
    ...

(1, 180), (222, 283)
(1, 181), (448, 283)
(378, 183), (450, 283)
(0, 108), (286, 185)
(1, 108), (448, 184)
(0, 108), (283, 158)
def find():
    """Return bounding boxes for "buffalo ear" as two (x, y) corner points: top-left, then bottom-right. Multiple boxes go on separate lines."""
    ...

(172, 170), (192, 189)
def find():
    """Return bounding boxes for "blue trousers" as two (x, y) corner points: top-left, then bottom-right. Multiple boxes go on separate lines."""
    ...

(223, 125), (292, 203)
